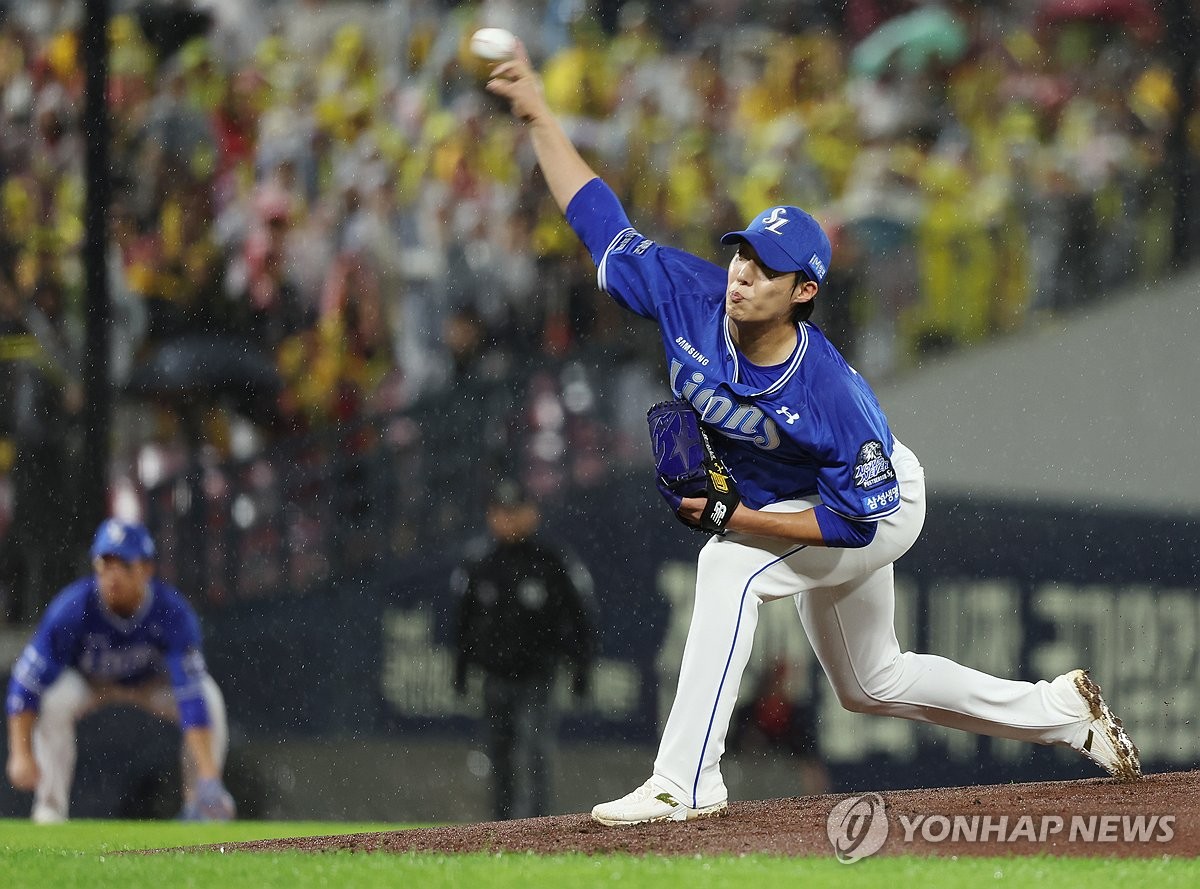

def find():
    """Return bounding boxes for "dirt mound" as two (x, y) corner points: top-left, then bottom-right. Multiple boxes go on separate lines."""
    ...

(204, 770), (1199, 859)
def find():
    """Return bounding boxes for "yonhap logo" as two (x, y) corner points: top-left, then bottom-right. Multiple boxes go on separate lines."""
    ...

(826, 793), (888, 863)
(824, 797), (1177, 863)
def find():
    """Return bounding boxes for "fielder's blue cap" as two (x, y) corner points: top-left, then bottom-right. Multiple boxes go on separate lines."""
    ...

(721, 206), (832, 283)
(90, 519), (156, 562)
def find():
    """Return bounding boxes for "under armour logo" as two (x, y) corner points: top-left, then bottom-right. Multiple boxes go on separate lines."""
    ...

(776, 406), (799, 424)
(761, 207), (789, 235)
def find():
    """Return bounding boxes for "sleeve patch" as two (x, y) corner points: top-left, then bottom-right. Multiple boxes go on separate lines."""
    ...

(853, 440), (896, 491)
(612, 230), (639, 254)
(861, 487), (900, 512)
(608, 230), (654, 257)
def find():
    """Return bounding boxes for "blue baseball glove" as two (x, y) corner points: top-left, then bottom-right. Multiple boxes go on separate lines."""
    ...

(647, 398), (740, 534)
(181, 778), (236, 822)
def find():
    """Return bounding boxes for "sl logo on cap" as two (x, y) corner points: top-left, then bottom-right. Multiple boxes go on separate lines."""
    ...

(761, 207), (790, 234)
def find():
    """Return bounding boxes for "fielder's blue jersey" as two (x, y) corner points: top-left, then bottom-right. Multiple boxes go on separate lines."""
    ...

(566, 178), (900, 521)
(5, 576), (213, 728)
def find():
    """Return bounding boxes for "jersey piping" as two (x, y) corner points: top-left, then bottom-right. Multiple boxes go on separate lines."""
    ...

(723, 315), (809, 397)
(823, 500), (901, 522)
(597, 226), (637, 294)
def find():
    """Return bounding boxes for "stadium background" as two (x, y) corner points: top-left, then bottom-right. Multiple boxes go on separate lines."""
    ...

(0, 0), (1196, 822)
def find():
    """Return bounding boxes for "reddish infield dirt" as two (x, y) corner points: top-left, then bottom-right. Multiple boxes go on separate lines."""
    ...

(194, 770), (1199, 859)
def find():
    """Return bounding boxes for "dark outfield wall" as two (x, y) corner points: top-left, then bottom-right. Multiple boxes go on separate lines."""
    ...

(2, 477), (1196, 817)
(196, 477), (1200, 788)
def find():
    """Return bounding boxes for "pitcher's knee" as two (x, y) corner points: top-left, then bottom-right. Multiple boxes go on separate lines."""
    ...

(831, 673), (903, 715)
(833, 684), (887, 714)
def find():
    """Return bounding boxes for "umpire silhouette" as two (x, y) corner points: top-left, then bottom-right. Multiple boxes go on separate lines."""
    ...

(452, 479), (595, 820)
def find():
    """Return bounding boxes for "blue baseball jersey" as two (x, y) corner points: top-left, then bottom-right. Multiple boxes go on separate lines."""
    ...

(566, 178), (901, 523)
(6, 576), (213, 728)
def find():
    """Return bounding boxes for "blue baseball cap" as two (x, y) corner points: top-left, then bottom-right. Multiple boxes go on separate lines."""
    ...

(721, 206), (832, 283)
(90, 519), (157, 562)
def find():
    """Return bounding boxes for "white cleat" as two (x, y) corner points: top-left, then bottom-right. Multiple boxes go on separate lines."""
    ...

(1057, 669), (1142, 782)
(591, 777), (727, 827)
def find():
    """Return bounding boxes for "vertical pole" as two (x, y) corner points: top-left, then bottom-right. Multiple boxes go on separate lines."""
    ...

(80, 0), (112, 531)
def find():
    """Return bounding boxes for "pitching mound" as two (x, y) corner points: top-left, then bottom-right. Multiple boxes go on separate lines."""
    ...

(207, 770), (1198, 858)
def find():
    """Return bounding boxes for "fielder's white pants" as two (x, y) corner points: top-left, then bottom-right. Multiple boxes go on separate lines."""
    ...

(31, 669), (229, 821)
(653, 440), (1088, 808)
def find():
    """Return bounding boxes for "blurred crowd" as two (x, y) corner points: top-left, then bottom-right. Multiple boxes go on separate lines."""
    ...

(0, 0), (1196, 616)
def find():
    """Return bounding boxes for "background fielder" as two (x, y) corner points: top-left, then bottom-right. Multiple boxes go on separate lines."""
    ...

(483, 39), (1141, 826)
(5, 519), (234, 822)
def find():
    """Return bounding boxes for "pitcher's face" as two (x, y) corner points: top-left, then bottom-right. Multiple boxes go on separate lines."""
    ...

(725, 242), (814, 326)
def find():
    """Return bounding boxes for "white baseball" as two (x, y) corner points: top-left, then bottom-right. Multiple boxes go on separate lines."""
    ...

(469, 27), (517, 62)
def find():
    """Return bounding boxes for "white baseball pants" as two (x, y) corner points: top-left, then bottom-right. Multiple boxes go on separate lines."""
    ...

(30, 669), (229, 821)
(653, 440), (1088, 808)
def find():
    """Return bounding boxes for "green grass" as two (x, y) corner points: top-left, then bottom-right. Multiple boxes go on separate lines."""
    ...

(0, 819), (1196, 889)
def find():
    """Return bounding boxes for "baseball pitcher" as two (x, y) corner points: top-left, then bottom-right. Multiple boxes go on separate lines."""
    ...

(483, 42), (1141, 826)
